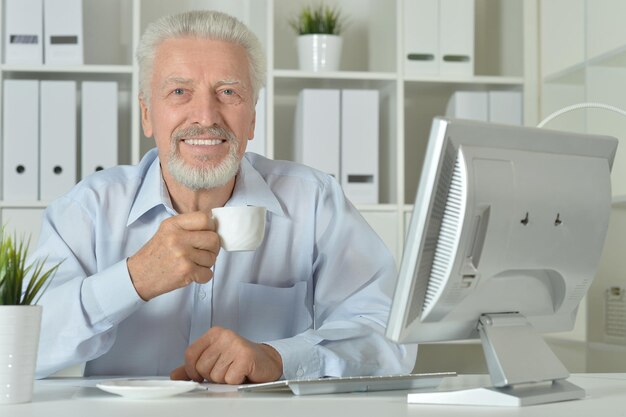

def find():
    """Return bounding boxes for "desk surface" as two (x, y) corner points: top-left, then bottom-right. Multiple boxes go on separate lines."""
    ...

(4, 374), (626, 417)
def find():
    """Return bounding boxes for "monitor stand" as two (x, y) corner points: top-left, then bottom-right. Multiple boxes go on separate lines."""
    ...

(408, 313), (586, 407)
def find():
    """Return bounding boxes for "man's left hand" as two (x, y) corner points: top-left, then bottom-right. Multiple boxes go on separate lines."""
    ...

(170, 326), (283, 384)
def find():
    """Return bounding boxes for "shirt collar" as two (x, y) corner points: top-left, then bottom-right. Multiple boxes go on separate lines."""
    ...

(227, 155), (285, 217)
(127, 151), (284, 226)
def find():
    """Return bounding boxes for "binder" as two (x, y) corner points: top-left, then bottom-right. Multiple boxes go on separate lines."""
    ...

(439, 0), (474, 76)
(0, 208), (45, 245)
(294, 89), (340, 179)
(445, 91), (488, 122)
(2, 80), (39, 201)
(341, 89), (379, 204)
(40, 81), (77, 201)
(43, 0), (83, 65)
(404, 0), (439, 76)
(488, 91), (523, 126)
(3, 0), (43, 65)
(81, 81), (118, 178)
(247, 88), (266, 156)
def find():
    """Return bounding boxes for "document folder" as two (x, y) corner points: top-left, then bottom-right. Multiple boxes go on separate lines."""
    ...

(3, 0), (43, 65)
(2, 80), (39, 201)
(439, 0), (474, 76)
(403, 0), (439, 75)
(294, 89), (340, 179)
(43, 0), (83, 65)
(341, 89), (379, 204)
(81, 81), (118, 178)
(40, 81), (77, 201)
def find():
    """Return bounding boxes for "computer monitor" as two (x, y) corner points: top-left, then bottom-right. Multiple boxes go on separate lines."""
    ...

(386, 117), (618, 406)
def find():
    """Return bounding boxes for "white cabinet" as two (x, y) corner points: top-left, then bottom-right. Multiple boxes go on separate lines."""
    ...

(0, 0), (531, 260)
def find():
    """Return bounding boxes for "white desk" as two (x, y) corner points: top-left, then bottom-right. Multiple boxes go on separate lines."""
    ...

(4, 374), (626, 417)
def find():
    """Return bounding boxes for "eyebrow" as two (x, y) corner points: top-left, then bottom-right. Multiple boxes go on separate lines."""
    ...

(158, 77), (250, 94)
(158, 77), (193, 92)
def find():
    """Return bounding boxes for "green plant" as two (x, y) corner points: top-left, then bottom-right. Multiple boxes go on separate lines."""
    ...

(289, 4), (344, 35)
(0, 231), (60, 305)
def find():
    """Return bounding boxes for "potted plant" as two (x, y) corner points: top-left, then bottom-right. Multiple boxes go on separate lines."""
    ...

(0, 232), (59, 404)
(290, 4), (345, 71)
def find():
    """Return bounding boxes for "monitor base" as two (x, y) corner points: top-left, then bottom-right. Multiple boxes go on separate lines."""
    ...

(407, 379), (585, 407)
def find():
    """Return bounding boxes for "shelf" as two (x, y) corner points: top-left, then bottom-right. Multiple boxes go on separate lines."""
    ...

(542, 62), (587, 85)
(404, 75), (524, 85)
(273, 69), (397, 81)
(0, 201), (49, 209)
(613, 195), (626, 208)
(543, 45), (626, 85)
(0, 65), (134, 74)
(355, 204), (399, 212)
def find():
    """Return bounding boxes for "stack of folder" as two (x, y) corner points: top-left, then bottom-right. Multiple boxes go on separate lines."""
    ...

(294, 89), (380, 205)
(403, 0), (475, 77)
(3, 0), (83, 66)
(2, 80), (118, 202)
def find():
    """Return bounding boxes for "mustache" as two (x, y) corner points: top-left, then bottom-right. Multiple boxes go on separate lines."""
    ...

(172, 125), (237, 142)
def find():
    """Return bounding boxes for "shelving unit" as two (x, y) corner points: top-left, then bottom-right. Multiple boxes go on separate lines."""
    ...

(539, 0), (626, 369)
(0, 0), (533, 262)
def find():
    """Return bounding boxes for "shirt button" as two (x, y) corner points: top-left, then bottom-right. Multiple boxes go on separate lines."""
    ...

(296, 367), (304, 378)
(198, 290), (206, 300)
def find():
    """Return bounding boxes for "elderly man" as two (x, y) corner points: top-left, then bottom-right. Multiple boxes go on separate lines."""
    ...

(31, 10), (416, 384)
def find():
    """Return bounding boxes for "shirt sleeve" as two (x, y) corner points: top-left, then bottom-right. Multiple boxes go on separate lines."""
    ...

(265, 177), (418, 379)
(29, 197), (145, 378)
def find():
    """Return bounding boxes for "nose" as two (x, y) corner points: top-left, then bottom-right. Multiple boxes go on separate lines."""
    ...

(189, 93), (222, 126)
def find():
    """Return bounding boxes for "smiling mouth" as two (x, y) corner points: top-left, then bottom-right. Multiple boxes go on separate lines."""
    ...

(182, 138), (226, 146)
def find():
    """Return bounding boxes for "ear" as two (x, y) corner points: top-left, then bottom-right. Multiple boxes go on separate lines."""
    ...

(247, 109), (256, 141)
(139, 96), (153, 138)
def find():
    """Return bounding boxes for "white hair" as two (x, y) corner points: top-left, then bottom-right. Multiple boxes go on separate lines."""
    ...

(136, 10), (266, 106)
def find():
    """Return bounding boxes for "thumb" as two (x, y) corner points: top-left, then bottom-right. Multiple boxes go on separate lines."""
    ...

(170, 365), (191, 381)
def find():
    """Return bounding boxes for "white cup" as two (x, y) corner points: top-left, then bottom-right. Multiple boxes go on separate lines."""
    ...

(211, 206), (266, 251)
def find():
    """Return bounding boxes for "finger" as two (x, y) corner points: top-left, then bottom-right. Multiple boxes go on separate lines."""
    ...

(172, 212), (216, 232)
(170, 365), (191, 381)
(187, 230), (221, 252)
(187, 247), (218, 269)
(224, 361), (248, 385)
(206, 351), (235, 384)
(183, 330), (220, 382)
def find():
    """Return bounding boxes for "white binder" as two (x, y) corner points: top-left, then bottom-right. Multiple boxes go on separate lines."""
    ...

(81, 81), (118, 178)
(0, 208), (45, 245)
(341, 89), (379, 204)
(2, 80), (39, 201)
(3, 0), (43, 65)
(40, 81), (77, 201)
(439, 0), (474, 76)
(247, 88), (266, 156)
(489, 91), (523, 126)
(404, 0), (439, 76)
(445, 91), (488, 122)
(294, 89), (340, 179)
(43, 0), (83, 65)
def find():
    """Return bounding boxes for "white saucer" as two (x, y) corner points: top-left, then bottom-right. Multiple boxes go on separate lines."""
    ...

(96, 379), (199, 399)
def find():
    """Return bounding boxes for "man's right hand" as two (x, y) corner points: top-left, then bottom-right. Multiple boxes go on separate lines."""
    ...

(127, 212), (220, 300)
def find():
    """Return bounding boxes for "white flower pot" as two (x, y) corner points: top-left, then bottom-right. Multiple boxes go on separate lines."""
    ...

(0, 305), (42, 404)
(297, 34), (342, 72)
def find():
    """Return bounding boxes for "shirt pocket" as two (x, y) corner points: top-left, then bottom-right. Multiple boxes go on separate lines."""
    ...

(238, 281), (312, 343)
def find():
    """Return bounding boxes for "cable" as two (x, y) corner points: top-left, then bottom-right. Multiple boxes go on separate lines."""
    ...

(537, 102), (626, 128)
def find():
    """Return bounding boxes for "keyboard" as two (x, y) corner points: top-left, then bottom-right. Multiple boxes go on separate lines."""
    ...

(238, 372), (456, 395)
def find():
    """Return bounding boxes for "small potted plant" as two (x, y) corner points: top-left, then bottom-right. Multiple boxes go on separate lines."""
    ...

(0, 231), (60, 404)
(290, 3), (345, 71)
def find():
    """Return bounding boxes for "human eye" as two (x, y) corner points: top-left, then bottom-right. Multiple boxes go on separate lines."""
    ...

(218, 87), (242, 104)
(173, 87), (186, 95)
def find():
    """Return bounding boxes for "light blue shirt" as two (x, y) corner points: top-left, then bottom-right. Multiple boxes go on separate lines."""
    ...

(32, 149), (417, 379)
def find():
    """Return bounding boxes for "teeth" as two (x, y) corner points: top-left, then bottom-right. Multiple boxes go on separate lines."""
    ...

(185, 139), (223, 146)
